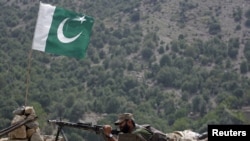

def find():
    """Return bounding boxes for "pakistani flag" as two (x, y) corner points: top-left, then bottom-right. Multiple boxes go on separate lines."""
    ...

(32, 2), (94, 59)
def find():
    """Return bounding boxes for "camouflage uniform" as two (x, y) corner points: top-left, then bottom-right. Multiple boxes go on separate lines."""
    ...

(108, 113), (207, 141)
(116, 125), (153, 141)
(131, 124), (153, 141)
(114, 113), (160, 141)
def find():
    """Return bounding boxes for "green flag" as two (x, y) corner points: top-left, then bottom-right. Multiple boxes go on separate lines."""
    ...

(32, 2), (94, 59)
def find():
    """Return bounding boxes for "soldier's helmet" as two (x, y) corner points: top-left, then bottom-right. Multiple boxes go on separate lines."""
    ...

(114, 113), (135, 125)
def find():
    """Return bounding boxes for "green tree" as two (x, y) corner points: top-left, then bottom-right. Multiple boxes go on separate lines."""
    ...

(69, 100), (86, 121)
(184, 45), (198, 58)
(172, 117), (190, 130)
(240, 61), (248, 74)
(163, 99), (175, 115)
(228, 48), (238, 59)
(130, 11), (140, 22)
(171, 40), (180, 53)
(244, 9), (250, 19)
(105, 97), (120, 113)
(192, 96), (206, 114)
(233, 7), (242, 22)
(156, 67), (180, 87)
(181, 75), (199, 93)
(208, 22), (221, 35)
(0, 74), (7, 89)
(141, 47), (154, 60)
(159, 54), (171, 67)
(244, 51), (250, 61)
(244, 19), (250, 28)
(157, 46), (165, 54)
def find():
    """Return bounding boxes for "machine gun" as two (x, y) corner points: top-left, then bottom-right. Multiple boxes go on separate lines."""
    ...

(48, 119), (120, 141)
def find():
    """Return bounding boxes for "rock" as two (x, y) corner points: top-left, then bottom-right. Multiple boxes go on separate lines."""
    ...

(8, 115), (27, 139)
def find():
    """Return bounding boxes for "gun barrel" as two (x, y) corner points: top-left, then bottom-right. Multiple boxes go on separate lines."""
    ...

(47, 119), (103, 134)
(77, 122), (92, 126)
(48, 119), (121, 136)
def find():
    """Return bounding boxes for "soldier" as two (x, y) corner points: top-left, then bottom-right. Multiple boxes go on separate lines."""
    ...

(102, 113), (207, 141)
(103, 113), (166, 141)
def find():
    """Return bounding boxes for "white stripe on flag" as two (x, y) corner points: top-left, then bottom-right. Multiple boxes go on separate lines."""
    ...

(32, 2), (55, 51)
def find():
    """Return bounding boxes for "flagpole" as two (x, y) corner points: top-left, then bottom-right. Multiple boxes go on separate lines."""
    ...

(25, 49), (33, 106)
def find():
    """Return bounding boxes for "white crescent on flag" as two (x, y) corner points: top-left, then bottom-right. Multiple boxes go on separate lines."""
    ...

(57, 18), (82, 43)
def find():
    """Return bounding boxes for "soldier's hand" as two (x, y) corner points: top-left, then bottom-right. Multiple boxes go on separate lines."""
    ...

(103, 125), (112, 136)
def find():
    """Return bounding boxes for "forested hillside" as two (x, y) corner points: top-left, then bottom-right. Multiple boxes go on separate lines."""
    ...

(1, 0), (250, 140)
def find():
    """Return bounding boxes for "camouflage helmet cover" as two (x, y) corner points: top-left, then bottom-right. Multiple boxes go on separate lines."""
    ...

(114, 113), (135, 125)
